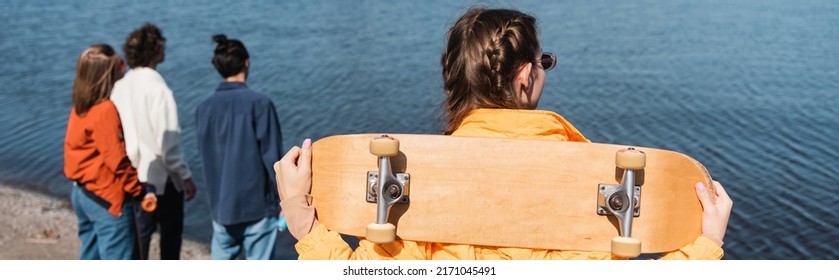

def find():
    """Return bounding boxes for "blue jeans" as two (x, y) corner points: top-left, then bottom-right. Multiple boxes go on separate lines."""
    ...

(71, 183), (135, 260)
(211, 216), (277, 260)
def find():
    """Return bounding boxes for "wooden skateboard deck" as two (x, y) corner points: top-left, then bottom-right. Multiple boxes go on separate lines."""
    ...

(311, 133), (714, 254)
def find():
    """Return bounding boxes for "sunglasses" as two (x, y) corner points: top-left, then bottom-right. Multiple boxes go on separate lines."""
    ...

(539, 52), (556, 71)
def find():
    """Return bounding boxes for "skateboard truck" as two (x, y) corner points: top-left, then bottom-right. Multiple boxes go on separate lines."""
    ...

(366, 135), (410, 244)
(597, 148), (645, 258)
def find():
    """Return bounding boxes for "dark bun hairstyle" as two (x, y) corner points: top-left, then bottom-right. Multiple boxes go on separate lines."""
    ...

(212, 34), (249, 78)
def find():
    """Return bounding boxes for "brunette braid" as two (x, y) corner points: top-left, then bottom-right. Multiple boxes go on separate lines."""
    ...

(441, 8), (540, 134)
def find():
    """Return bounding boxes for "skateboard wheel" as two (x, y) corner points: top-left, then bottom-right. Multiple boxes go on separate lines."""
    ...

(616, 148), (646, 170)
(141, 198), (157, 212)
(370, 136), (399, 157)
(366, 223), (397, 244)
(611, 236), (642, 258)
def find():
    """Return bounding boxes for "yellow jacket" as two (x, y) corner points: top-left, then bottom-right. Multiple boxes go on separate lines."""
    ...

(295, 109), (724, 260)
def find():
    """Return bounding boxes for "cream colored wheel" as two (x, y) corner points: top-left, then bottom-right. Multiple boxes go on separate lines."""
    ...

(370, 135), (400, 157)
(611, 236), (642, 258)
(366, 223), (396, 244)
(616, 148), (646, 170)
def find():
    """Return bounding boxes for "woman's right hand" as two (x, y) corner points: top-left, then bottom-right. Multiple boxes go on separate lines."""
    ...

(275, 139), (313, 201)
(695, 180), (733, 247)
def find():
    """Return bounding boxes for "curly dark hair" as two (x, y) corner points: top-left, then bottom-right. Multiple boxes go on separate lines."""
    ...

(123, 23), (166, 68)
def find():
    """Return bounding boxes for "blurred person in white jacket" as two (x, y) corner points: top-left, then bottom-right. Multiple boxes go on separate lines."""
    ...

(111, 23), (197, 260)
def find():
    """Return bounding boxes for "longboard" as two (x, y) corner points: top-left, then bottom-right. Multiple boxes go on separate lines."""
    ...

(311, 134), (714, 256)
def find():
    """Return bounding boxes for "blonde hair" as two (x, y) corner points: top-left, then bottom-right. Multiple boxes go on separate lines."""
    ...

(441, 8), (540, 134)
(72, 44), (122, 116)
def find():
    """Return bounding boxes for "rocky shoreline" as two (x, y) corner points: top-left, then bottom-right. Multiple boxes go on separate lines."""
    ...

(0, 184), (210, 260)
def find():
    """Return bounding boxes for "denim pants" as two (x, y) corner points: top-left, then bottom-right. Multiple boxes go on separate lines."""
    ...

(211, 216), (278, 260)
(71, 183), (135, 260)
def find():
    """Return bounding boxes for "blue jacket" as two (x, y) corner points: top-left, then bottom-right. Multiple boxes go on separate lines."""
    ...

(196, 82), (282, 225)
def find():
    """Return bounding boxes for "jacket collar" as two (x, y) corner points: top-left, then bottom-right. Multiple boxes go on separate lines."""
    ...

(216, 81), (248, 91)
(452, 108), (589, 142)
(125, 67), (164, 83)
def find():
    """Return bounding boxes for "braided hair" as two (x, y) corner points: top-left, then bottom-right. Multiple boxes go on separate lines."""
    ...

(440, 8), (540, 134)
(211, 34), (250, 78)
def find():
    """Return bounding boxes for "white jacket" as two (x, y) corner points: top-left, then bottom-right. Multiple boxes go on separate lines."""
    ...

(111, 67), (191, 194)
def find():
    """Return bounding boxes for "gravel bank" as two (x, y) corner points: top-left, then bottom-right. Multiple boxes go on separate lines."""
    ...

(0, 184), (210, 260)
